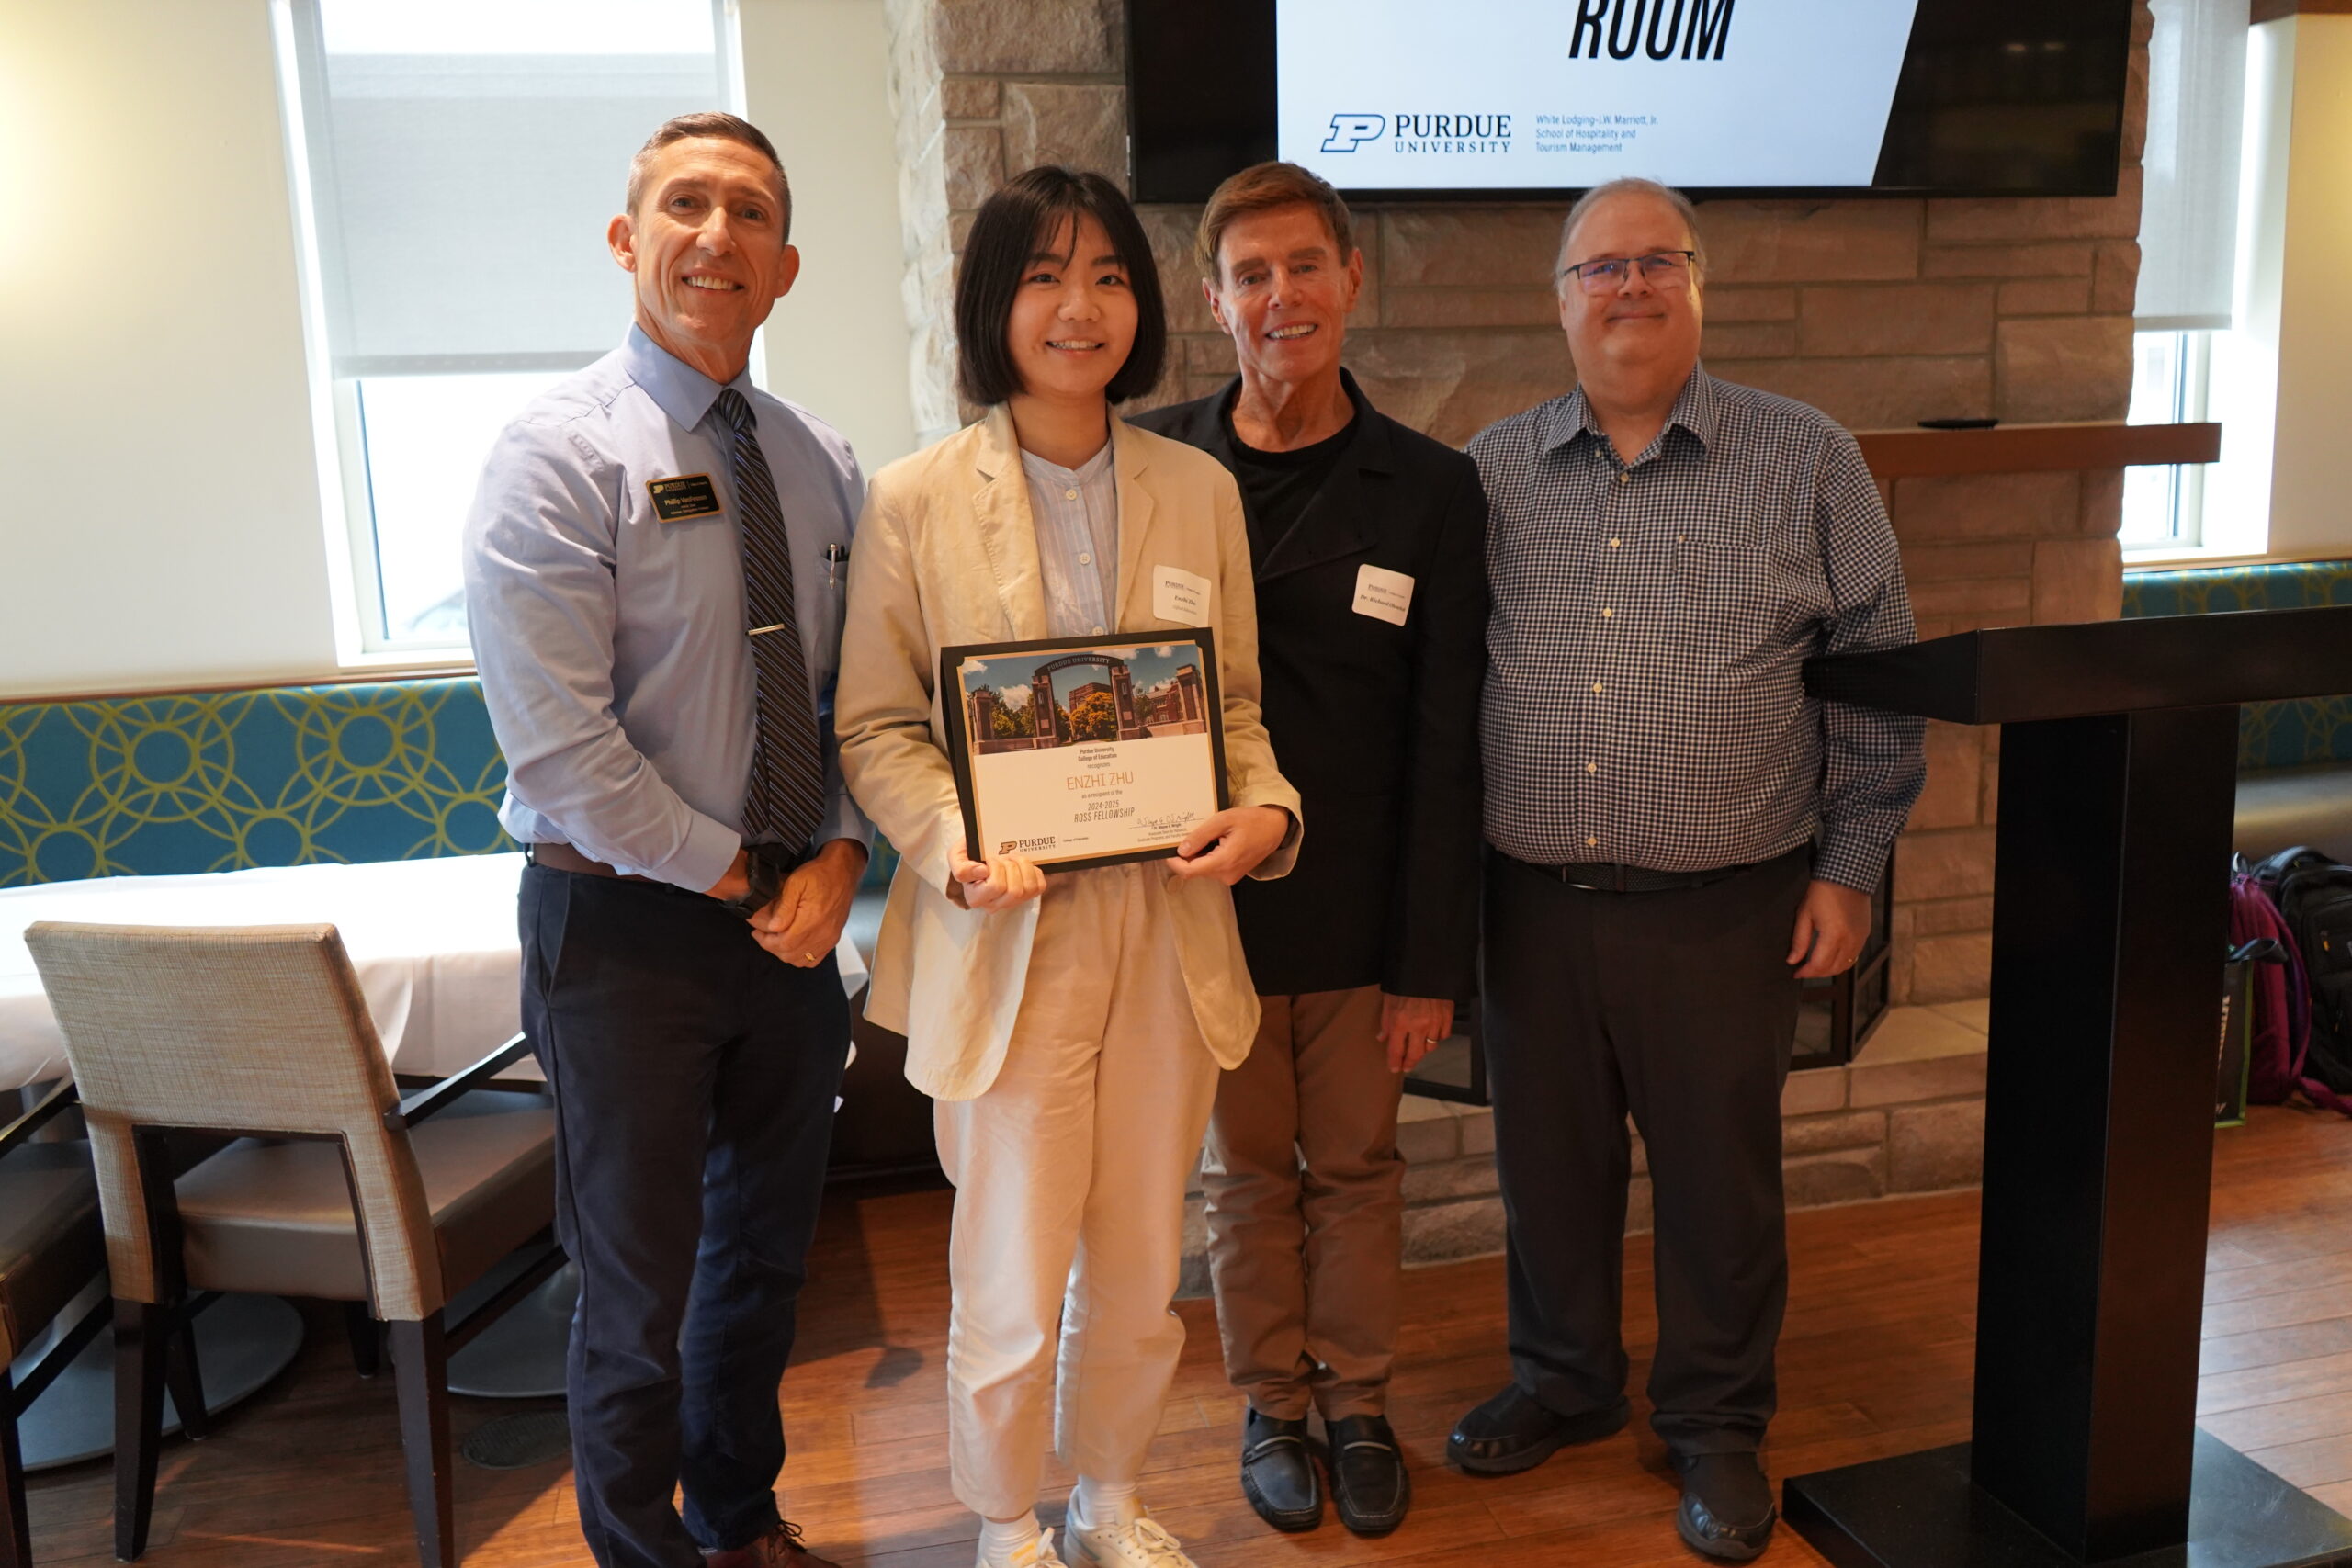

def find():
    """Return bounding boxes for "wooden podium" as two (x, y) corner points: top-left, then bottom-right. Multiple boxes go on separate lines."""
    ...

(1788, 605), (2352, 1568)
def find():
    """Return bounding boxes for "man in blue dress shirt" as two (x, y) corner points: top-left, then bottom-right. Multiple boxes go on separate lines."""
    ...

(1448, 178), (1925, 1562)
(463, 112), (865, 1568)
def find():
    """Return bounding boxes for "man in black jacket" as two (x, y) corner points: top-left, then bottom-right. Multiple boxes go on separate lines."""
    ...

(1132, 161), (1487, 1540)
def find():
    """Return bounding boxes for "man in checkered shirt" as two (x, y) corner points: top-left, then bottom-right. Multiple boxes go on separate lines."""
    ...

(1446, 178), (1926, 1562)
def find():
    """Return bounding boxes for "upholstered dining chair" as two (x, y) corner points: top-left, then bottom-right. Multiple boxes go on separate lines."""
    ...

(1, 1082), (107, 1568)
(23, 922), (563, 1568)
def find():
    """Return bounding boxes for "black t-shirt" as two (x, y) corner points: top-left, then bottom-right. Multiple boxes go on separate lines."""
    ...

(1223, 400), (1357, 561)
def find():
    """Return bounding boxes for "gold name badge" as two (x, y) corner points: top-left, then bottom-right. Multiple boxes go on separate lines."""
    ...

(647, 473), (723, 522)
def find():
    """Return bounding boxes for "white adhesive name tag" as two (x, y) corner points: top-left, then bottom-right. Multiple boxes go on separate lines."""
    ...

(1153, 564), (1212, 624)
(1352, 564), (1415, 626)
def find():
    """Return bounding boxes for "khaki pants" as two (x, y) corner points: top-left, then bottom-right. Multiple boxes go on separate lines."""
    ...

(935, 863), (1222, 1520)
(1201, 985), (1405, 1421)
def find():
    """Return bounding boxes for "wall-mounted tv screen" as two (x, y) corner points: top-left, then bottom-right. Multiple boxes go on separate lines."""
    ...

(1128, 0), (2133, 204)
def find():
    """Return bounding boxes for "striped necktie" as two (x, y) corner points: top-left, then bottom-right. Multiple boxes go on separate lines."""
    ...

(714, 389), (826, 856)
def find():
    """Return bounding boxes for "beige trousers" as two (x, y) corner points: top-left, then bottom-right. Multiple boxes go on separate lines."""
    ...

(1201, 985), (1406, 1420)
(935, 862), (1222, 1519)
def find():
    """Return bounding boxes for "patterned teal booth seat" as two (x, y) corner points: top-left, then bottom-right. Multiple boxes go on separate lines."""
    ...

(0, 678), (511, 888)
(0, 675), (902, 896)
(2122, 558), (2352, 860)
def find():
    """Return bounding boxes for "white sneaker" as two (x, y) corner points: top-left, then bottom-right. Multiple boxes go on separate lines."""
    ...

(981, 1528), (1069, 1568)
(1063, 1512), (1198, 1568)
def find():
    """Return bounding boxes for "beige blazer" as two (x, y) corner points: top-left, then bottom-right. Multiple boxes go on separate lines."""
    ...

(836, 405), (1303, 1101)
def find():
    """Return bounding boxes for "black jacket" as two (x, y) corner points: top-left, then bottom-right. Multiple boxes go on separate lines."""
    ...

(1132, 372), (1488, 999)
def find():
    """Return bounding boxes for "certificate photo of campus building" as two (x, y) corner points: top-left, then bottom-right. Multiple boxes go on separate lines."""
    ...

(957, 641), (1212, 753)
(942, 634), (1227, 871)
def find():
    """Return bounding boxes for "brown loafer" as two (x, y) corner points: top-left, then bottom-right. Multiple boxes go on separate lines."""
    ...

(704, 1520), (842, 1568)
(1328, 1414), (1410, 1537)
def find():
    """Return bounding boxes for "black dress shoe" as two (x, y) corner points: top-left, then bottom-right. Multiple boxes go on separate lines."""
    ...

(1326, 1415), (1410, 1537)
(1239, 1408), (1322, 1532)
(1446, 1384), (1630, 1474)
(1672, 1450), (1776, 1561)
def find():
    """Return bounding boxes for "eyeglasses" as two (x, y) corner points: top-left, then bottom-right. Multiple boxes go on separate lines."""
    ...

(1560, 250), (1698, 294)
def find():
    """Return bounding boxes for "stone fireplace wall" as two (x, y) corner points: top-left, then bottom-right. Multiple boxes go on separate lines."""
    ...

(882, 0), (2154, 1008)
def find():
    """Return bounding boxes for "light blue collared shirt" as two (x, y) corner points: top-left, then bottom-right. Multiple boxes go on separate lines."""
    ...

(463, 326), (872, 892)
(1020, 443), (1120, 637)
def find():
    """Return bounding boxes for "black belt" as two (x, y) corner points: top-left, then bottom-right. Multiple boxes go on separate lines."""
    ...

(526, 840), (656, 883)
(1498, 850), (1782, 894)
(526, 839), (810, 889)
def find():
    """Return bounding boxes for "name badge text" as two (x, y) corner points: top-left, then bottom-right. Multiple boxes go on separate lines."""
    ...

(1153, 563), (1212, 624)
(1352, 564), (1415, 626)
(647, 474), (723, 522)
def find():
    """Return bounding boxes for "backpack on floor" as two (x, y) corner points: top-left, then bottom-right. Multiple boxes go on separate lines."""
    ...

(2230, 867), (2312, 1108)
(2250, 847), (2352, 1116)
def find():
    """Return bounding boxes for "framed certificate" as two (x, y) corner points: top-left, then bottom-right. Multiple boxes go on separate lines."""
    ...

(939, 629), (1230, 873)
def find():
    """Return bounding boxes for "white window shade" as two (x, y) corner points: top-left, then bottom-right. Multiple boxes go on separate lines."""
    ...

(277, 0), (735, 656)
(288, 0), (728, 374)
(2137, 0), (2249, 331)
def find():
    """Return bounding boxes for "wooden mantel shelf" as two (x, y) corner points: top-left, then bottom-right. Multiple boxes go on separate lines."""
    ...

(1853, 421), (2221, 480)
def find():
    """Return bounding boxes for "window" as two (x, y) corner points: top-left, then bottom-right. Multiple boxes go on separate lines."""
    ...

(276, 0), (735, 660)
(2121, 329), (2211, 553)
(2123, 0), (2246, 559)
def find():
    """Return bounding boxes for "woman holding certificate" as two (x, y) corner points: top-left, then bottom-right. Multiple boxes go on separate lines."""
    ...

(835, 165), (1302, 1568)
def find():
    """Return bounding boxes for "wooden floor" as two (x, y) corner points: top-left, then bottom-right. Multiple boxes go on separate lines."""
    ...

(23, 1105), (2352, 1567)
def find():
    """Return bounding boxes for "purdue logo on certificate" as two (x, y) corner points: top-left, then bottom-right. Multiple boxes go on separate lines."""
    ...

(939, 630), (1231, 873)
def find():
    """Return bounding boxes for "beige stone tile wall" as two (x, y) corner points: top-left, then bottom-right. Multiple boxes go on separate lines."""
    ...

(885, 0), (2155, 1009)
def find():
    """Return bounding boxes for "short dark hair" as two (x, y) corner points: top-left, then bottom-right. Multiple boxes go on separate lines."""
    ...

(627, 112), (791, 243)
(955, 166), (1168, 408)
(1196, 161), (1356, 281)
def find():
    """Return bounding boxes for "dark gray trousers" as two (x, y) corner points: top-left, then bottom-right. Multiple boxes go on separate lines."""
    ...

(1481, 845), (1810, 1454)
(521, 864), (848, 1568)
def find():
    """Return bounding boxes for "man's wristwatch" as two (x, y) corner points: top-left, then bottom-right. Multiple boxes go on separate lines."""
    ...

(720, 844), (788, 919)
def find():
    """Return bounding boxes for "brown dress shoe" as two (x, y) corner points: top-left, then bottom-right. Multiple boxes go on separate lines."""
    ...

(703, 1520), (842, 1568)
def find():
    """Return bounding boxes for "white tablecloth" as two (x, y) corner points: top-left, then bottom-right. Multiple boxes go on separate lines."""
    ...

(0, 855), (869, 1093)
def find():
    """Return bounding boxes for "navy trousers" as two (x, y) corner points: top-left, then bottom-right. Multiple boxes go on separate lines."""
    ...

(1481, 846), (1810, 1455)
(520, 863), (848, 1568)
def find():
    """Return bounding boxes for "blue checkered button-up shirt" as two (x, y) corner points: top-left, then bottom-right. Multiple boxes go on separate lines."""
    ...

(1473, 368), (1926, 892)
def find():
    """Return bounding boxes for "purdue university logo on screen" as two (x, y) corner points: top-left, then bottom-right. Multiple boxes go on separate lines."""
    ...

(1322, 112), (1512, 157)
(1322, 114), (1385, 152)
